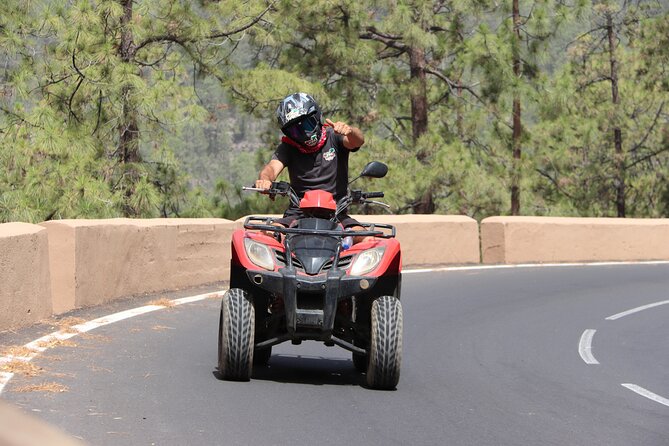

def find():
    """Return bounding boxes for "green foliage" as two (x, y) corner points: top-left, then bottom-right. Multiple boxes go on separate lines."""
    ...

(2, 0), (668, 223)
(532, 2), (669, 217)
(1, 0), (276, 222)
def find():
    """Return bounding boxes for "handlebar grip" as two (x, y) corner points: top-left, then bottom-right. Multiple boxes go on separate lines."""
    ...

(364, 192), (384, 199)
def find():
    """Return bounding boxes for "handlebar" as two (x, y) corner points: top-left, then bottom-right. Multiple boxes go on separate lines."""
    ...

(363, 191), (384, 199)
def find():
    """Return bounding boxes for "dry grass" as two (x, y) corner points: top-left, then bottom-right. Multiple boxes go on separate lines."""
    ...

(151, 325), (175, 331)
(148, 297), (175, 308)
(34, 338), (76, 351)
(1, 345), (37, 358)
(12, 382), (69, 393)
(79, 332), (110, 342)
(58, 317), (87, 334)
(1, 359), (42, 377)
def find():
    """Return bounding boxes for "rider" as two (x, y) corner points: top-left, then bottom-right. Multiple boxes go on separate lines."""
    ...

(255, 92), (367, 235)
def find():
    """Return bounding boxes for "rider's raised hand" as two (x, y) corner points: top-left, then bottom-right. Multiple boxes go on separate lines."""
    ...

(324, 119), (352, 136)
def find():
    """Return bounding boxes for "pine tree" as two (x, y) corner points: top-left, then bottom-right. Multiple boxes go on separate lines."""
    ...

(1, 0), (276, 222)
(465, 0), (579, 215)
(534, 1), (668, 217)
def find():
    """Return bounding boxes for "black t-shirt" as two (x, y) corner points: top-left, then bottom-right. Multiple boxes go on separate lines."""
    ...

(272, 127), (357, 214)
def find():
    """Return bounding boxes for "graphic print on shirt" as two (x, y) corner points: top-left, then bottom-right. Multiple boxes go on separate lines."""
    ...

(323, 147), (336, 162)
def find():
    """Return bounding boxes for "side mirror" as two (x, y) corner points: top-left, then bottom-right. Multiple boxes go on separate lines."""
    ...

(360, 161), (388, 179)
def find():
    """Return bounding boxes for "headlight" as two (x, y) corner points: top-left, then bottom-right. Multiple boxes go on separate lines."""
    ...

(244, 238), (275, 271)
(350, 247), (385, 276)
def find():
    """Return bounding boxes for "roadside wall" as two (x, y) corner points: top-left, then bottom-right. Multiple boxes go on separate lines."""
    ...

(3, 215), (669, 332)
(352, 215), (480, 266)
(481, 216), (669, 264)
(0, 223), (52, 330)
(40, 219), (235, 314)
(234, 214), (481, 266)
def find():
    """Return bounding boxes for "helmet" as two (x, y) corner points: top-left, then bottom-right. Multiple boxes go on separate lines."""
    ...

(276, 93), (323, 147)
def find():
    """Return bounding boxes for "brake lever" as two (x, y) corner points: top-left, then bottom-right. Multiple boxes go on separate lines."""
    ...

(363, 199), (391, 209)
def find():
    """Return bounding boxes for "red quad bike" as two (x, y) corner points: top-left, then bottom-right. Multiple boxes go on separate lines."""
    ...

(217, 161), (403, 389)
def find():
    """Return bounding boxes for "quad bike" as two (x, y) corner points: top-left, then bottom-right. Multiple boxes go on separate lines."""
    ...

(217, 161), (403, 389)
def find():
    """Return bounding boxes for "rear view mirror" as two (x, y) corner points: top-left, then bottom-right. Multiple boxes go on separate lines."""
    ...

(360, 161), (388, 179)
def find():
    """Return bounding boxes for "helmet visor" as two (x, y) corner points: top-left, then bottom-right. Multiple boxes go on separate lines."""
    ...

(284, 115), (320, 140)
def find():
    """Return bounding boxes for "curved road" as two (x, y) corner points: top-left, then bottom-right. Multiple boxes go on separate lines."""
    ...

(2, 264), (669, 445)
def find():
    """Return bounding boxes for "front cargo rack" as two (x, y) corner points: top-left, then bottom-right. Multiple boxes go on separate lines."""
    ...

(243, 216), (396, 239)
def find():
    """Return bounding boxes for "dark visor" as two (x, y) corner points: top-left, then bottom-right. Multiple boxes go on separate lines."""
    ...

(284, 115), (320, 139)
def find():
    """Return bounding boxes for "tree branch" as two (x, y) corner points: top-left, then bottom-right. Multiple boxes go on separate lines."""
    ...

(536, 168), (576, 200)
(359, 26), (408, 53)
(577, 75), (611, 91)
(133, 2), (276, 55)
(424, 67), (482, 102)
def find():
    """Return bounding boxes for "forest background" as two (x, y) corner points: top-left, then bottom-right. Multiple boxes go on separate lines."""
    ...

(1, 0), (668, 223)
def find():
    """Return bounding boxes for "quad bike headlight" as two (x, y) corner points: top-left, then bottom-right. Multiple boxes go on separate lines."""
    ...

(350, 247), (386, 276)
(244, 238), (275, 271)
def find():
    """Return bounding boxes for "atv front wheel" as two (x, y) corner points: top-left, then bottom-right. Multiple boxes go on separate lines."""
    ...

(367, 295), (403, 389)
(218, 288), (255, 381)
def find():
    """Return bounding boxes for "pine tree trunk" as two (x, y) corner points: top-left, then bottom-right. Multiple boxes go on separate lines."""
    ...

(511, 0), (522, 216)
(118, 0), (141, 216)
(409, 46), (433, 214)
(607, 12), (625, 217)
(409, 47), (428, 147)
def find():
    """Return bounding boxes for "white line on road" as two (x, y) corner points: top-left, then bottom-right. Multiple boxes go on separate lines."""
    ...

(621, 384), (669, 408)
(578, 329), (600, 365)
(605, 300), (669, 321)
(3, 261), (669, 395)
(0, 290), (224, 395)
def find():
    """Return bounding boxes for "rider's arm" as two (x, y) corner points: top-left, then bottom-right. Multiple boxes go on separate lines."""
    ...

(255, 159), (284, 189)
(343, 126), (364, 150)
(324, 119), (364, 150)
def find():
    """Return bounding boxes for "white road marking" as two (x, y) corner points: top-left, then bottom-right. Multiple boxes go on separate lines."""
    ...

(0, 290), (223, 395)
(621, 384), (669, 408)
(578, 329), (600, 365)
(3, 260), (669, 395)
(605, 300), (669, 321)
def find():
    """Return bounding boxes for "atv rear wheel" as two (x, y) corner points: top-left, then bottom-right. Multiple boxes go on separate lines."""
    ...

(218, 288), (255, 381)
(367, 295), (403, 390)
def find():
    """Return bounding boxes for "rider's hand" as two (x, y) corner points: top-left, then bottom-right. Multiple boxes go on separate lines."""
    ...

(324, 119), (352, 136)
(255, 179), (272, 190)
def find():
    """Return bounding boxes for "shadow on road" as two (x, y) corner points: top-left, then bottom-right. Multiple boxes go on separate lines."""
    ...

(225, 354), (363, 386)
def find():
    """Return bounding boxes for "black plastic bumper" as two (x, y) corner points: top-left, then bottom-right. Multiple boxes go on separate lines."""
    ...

(246, 267), (376, 338)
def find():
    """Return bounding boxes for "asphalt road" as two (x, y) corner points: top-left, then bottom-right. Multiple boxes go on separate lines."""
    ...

(2, 264), (669, 445)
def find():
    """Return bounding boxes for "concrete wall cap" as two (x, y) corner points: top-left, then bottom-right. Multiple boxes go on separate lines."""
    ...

(352, 214), (476, 224)
(40, 218), (234, 228)
(482, 216), (668, 226)
(0, 222), (46, 237)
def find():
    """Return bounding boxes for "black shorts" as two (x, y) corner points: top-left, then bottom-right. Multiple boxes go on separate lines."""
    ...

(274, 210), (361, 229)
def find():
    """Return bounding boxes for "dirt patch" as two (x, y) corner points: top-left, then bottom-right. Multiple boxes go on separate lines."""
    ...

(58, 317), (87, 334)
(1, 359), (42, 377)
(1, 345), (37, 358)
(148, 298), (175, 308)
(34, 338), (77, 351)
(151, 325), (175, 331)
(12, 382), (69, 393)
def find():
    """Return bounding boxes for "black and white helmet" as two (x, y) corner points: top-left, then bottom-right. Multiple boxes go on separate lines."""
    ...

(276, 93), (323, 147)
